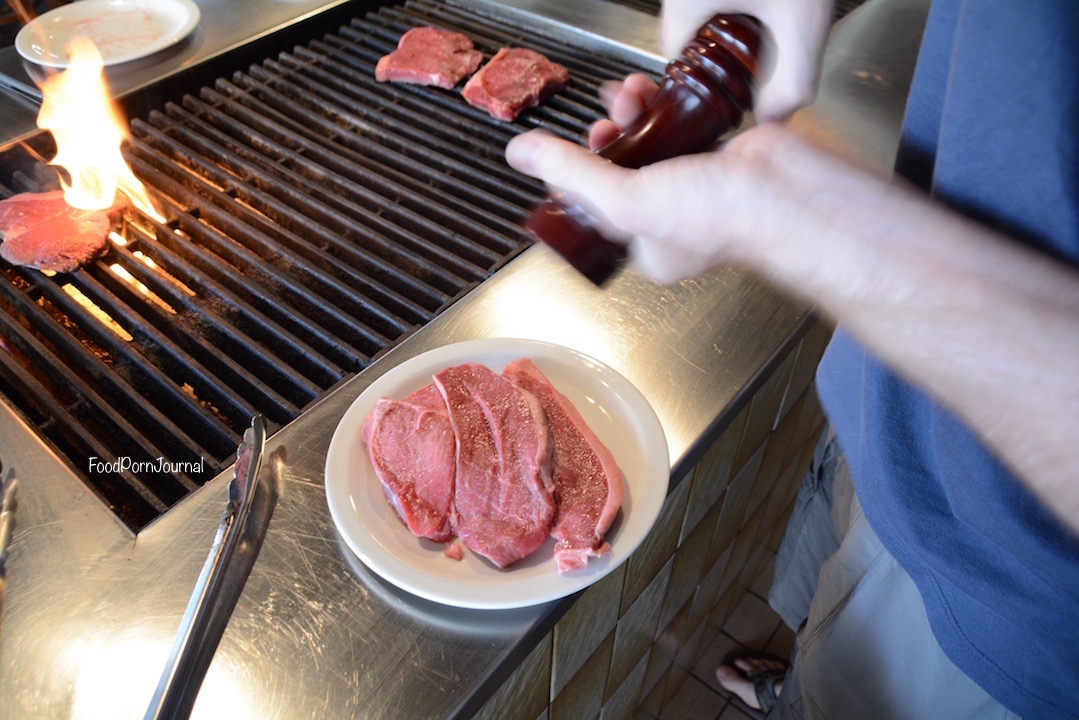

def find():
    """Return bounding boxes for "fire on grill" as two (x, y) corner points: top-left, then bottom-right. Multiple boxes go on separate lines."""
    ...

(0, 38), (159, 273)
(0, 0), (651, 531)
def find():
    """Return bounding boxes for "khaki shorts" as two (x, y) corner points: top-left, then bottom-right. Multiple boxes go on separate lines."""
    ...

(767, 432), (1019, 720)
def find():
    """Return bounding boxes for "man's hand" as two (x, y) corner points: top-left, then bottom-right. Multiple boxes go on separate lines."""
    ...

(660, 0), (834, 121)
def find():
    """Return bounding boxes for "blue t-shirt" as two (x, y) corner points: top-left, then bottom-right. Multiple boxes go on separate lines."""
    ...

(816, 1), (1079, 718)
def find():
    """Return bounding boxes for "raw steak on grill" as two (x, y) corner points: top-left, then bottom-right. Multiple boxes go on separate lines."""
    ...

(433, 362), (556, 568)
(462, 47), (569, 121)
(503, 359), (624, 572)
(362, 383), (456, 542)
(0, 190), (124, 272)
(375, 26), (484, 89)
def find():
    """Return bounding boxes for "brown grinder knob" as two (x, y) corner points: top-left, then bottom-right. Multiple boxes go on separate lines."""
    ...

(522, 14), (763, 285)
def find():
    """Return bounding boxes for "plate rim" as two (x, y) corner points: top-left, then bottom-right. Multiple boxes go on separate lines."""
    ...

(324, 338), (670, 610)
(15, 0), (201, 68)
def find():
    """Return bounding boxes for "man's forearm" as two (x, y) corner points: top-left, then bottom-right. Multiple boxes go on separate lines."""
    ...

(743, 129), (1079, 533)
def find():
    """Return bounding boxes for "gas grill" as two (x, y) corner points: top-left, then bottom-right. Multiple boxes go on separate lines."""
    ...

(0, 0), (649, 530)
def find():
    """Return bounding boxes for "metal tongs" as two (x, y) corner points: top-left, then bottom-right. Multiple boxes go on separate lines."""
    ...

(0, 72), (43, 111)
(145, 415), (266, 720)
(0, 460), (17, 629)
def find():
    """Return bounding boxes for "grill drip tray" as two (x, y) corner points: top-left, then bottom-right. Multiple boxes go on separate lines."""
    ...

(0, 0), (649, 530)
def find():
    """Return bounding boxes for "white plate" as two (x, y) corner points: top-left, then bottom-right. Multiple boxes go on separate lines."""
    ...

(16, 0), (201, 68)
(325, 339), (670, 610)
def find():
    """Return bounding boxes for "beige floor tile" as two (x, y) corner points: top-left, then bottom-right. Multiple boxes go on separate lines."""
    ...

(656, 674), (725, 720)
(721, 592), (783, 650)
(748, 553), (777, 599)
(765, 623), (797, 662)
(718, 701), (757, 720)
(692, 630), (743, 694)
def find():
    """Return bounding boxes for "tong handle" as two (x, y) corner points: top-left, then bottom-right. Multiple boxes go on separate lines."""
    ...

(145, 415), (266, 720)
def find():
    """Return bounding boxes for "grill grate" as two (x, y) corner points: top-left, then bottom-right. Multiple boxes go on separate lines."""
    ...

(0, 0), (650, 530)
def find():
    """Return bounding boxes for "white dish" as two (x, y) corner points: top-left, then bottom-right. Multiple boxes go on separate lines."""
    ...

(16, 0), (201, 68)
(325, 338), (670, 610)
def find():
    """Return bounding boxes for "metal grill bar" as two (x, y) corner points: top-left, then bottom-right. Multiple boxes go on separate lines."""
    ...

(171, 86), (502, 278)
(111, 219), (346, 387)
(204, 76), (524, 245)
(236, 59), (535, 229)
(125, 138), (406, 356)
(0, 0), (655, 529)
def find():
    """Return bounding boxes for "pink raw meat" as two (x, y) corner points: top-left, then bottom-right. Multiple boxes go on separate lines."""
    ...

(375, 26), (484, 89)
(0, 190), (124, 272)
(503, 358), (624, 572)
(361, 383), (456, 542)
(462, 47), (569, 121)
(433, 362), (556, 568)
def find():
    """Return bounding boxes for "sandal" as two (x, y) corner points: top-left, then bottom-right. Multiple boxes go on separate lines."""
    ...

(716, 652), (788, 719)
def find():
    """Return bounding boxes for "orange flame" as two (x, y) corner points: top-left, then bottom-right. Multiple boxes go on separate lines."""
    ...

(36, 37), (161, 220)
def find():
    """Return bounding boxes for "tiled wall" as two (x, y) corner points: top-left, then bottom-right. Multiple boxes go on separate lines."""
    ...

(474, 318), (833, 720)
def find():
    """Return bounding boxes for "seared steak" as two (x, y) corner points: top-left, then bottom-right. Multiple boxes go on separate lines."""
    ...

(375, 26), (484, 89)
(0, 190), (124, 272)
(433, 362), (556, 568)
(503, 359), (624, 572)
(362, 383), (456, 542)
(462, 47), (569, 121)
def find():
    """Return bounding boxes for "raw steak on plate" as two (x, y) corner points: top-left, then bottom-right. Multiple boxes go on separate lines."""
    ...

(362, 383), (456, 542)
(433, 362), (556, 568)
(503, 358), (624, 572)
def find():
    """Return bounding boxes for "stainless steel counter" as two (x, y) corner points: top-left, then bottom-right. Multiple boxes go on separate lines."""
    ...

(0, 0), (928, 717)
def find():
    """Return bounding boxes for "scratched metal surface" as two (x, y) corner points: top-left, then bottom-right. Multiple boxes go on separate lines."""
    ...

(0, 0), (928, 716)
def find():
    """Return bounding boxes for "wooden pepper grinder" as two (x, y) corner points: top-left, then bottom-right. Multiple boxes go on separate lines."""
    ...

(523, 14), (763, 285)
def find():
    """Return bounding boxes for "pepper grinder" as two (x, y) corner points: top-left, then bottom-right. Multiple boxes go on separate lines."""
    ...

(523, 14), (763, 285)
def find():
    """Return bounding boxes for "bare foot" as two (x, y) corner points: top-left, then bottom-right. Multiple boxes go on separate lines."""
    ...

(715, 656), (786, 712)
